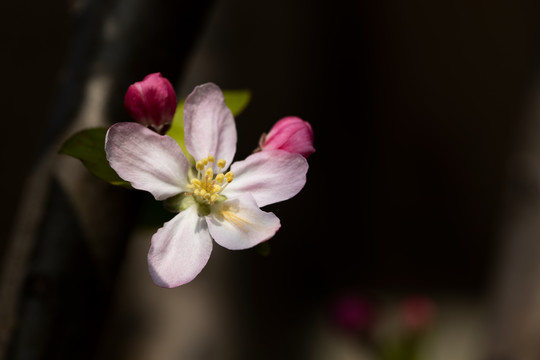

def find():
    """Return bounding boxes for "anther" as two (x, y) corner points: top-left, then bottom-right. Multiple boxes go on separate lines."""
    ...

(190, 155), (233, 205)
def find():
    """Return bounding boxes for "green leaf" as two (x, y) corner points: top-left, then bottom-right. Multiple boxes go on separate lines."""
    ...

(59, 128), (131, 188)
(167, 100), (194, 165)
(166, 89), (251, 164)
(223, 89), (251, 117)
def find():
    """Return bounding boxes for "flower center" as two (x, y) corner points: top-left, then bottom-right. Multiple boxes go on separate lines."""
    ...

(186, 155), (234, 206)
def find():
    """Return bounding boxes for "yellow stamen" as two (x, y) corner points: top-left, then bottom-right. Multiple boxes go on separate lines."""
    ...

(188, 154), (235, 205)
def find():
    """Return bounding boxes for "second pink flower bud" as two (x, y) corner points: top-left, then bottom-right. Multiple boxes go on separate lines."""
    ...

(259, 116), (315, 158)
(124, 72), (177, 134)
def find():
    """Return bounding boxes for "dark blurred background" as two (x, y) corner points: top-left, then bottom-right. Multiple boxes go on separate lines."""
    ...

(2, 0), (540, 359)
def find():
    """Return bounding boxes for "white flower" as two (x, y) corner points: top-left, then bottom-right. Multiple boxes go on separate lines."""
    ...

(105, 83), (309, 287)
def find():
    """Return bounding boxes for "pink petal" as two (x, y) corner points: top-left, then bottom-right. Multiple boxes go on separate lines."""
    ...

(225, 150), (308, 207)
(262, 116), (315, 158)
(148, 206), (213, 287)
(105, 122), (190, 200)
(183, 83), (236, 167)
(206, 194), (280, 250)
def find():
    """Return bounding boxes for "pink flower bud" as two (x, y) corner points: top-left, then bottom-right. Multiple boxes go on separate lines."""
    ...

(124, 73), (177, 134)
(260, 116), (315, 158)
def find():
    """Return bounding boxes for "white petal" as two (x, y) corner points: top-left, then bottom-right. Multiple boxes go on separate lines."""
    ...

(147, 206), (212, 288)
(226, 150), (308, 207)
(206, 194), (281, 250)
(183, 83), (236, 167)
(105, 122), (190, 200)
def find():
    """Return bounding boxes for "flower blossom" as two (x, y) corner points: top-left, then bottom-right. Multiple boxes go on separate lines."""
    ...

(106, 83), (309, 287)
(259, 116), (315, 158)
(124, 72), (177, 134)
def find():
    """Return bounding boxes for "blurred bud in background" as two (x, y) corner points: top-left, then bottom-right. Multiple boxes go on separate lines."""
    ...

(331, 294), (375, 334)
(399, 296), (437, 333)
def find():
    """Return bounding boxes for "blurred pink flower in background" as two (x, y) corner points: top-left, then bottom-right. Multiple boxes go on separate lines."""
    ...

(332, 294), (375, 333)
(259, 116), (315, 158)
(400, 296), (436, 332)
(124, 72), (177, 134)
